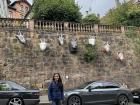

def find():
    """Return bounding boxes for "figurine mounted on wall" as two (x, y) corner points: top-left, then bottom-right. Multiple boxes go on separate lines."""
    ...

(16, 30), (27, 45)
(116, 52), (124, 62)
(88, 36), (96, 46)
(102, 41), (111, 54)
(69, 36), (78, 54)
(39, 38), (48, 51)
(58, 33), (64, 45)
(38, 31), (49, 51)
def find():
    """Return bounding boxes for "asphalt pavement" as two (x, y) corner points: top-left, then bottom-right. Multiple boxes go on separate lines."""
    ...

(39, 95), (140, 105)
(39, 95), (49, 105)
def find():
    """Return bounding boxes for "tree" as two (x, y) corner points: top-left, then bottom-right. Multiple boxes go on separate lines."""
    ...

(32, 0), (82, 22)
(101, 2), (140, 26)
(82, 13), (100, 24)
(125, 3), (140, 26)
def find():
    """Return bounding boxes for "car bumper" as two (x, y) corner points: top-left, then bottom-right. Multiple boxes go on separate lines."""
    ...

(133, 95), (140, 103)
(24, 99), (40, 105)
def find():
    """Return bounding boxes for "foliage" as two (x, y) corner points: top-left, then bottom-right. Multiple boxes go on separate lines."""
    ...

(82, 14), (100, 24)
(101, 2), (140, 26)
(125, 26), (140, 54)
(83, 44), (98, 62)
(0, 84), (8, 91)
(125, 26), (137, 38)
(32, 0), (82, 22)
(0, 84), (2, 91)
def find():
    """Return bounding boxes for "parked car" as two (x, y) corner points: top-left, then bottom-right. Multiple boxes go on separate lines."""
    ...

(0, 80), (40, 105)
(131, 88), (140, 103)
(63, 81), (133, 105)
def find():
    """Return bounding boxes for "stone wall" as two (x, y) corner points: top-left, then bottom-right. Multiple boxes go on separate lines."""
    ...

(0, 28), (140, 89)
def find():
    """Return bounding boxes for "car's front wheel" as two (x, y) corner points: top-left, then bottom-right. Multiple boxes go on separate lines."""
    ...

(118, 95), (129, 105)
(8, 97), (23, 105)
(68, 95), (81, 105)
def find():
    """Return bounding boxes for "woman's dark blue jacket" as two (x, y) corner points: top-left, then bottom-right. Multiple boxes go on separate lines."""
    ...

(48, 81), (64, 101)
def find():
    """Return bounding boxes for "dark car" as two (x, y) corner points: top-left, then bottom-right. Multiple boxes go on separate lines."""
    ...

(131, 88), (140, 103)
(63, 81), (133, 105)
(0, 80), (40, 105)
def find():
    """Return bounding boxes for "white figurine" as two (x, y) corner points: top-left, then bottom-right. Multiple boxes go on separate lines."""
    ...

(71, 38), (77, 48)
(16, 31), (26, 44)
(39, 39), (47, 51)
(103, 41), (110, 53)
(58, 34), (64, 45)
(117, 52), (124, 61)
(88, 36), (95, 46)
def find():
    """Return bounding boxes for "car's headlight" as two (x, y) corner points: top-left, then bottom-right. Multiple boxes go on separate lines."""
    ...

(64, 92), (68, 97)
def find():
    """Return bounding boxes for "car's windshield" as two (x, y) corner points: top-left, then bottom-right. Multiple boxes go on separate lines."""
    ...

(76, 81), (93, 89)
(8, 81), (26, 90)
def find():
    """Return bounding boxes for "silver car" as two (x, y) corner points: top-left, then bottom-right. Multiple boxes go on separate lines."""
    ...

(64, 81), (133, 105)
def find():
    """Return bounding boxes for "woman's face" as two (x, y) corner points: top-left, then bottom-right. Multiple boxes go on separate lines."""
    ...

(54, 74), (59, 81)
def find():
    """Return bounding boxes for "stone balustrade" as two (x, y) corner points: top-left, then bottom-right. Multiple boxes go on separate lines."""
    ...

(0, 18), (139, 34)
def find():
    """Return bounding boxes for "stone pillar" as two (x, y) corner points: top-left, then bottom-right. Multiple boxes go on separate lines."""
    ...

(94, 24), (99, 34)
(29, 19), (34, 30)
(64, 22), (69, 41)
(29, 19), (35, 38)
(64, 22), (69, 30)
(121, 26), (125, 35)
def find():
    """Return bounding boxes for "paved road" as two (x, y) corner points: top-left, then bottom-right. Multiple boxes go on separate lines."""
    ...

(39, 95), (49, 105)
(39, 95), (139, 105)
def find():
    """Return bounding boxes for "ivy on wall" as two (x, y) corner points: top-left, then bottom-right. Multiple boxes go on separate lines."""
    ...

(83, 44), (98, 63)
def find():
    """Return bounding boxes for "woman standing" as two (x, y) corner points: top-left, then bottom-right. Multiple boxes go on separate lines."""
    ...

(48, 73), (64, 105)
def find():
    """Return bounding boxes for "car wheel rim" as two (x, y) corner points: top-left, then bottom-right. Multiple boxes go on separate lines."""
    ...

(8, 98), (22, 105)
(119, 95), (128, 105)
(68, 96), (81, 105)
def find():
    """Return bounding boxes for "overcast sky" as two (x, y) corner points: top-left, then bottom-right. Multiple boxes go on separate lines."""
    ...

(10, 0), (124, 17)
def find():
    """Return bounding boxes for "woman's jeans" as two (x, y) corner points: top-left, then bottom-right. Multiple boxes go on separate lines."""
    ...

(52, 100), (61, 105)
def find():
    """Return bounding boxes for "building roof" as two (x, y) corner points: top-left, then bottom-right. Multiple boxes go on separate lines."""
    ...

(10, 0), (31, 7)
(7, 0), (11, 4)
(8, 6), (16, 11)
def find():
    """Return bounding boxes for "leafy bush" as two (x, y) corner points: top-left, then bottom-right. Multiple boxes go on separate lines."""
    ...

(83, 44), (98, 62)
(125, 26), (137, 38)
(125, 26), (140, 54)
(82, 13), (100, 24)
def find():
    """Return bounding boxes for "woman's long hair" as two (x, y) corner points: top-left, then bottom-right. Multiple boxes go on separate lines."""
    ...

(52, 73), (62, 84)
(52, 73), (63, 91)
